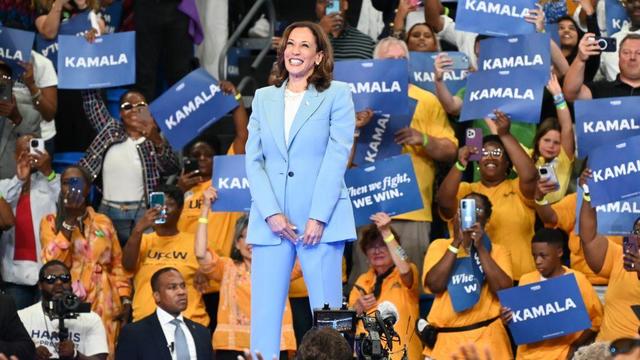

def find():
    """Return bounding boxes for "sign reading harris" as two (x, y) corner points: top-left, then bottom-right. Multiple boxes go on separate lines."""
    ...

(606, 0), (629, 36)
(333, 59), (409, 114)
(455, 0), (537, 36)
(498, 274), (592, 345)
(575, 185), (640, 236)
(459, 68), (544, 123)
(57, 32), (135, 89)
(408, 52), (469, 95)
(0, 27), (34, 77)
(150, 68), (239, 150)
(574, 97), (640, 158)
(478, 33), (551, 82)
(211, 155), (251, 212)
(587, 135), (640, 207)
(353, 99), (416, 166)
(345, 154), (423, 226)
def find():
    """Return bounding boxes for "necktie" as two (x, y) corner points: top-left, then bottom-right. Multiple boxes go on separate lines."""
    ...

(169, 318), (190, 360)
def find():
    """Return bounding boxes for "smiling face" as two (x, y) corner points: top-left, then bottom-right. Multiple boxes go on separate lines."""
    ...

(365, 238), (393, 272)
(537, 129), (561, 160)
(479, 141), (509, 183)
(283, 27), (324, 81)
(558, 19), (578, 49)
(119, 91), (147, 130)
(407, 24), (438, 52)
(189, 142), (214, 177)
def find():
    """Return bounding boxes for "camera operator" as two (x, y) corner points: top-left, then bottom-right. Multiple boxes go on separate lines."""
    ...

(18, 260), (108, 360)
(564, 33), (640, 101)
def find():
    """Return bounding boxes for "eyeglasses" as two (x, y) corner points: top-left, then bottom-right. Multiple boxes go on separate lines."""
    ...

(481, 148), (503, 159)
(41, 273), (72, 284)
(120, 101), (147, 111)
(610, 338), (640, 355)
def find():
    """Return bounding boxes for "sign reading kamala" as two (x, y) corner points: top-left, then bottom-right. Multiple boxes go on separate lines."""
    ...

(478, 33), (550, 82)
(606, 0), (629, 36)
(408, 52), (469, 95)
(0, 27), (34, 77)
(345, 154), (423, 226)
(459, 68), (544, 123)
(587, 135), (640, 207)
(150, 68), (239, 150)
(575, 185), (640, 236)
(574, 97), (640, 158)
(353, 99), (417, 166)
(455, 0), (537, 36)
(211, 155), (251, 212)
(57, 32), (135, 89)
(498, 274), (592, 345)
(333, 59), (409, 114)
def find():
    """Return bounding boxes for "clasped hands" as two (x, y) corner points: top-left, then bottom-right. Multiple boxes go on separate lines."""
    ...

(266, 213), (324, 246)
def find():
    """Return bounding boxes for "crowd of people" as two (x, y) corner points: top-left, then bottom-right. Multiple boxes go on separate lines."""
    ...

(0, 0), (640, 359)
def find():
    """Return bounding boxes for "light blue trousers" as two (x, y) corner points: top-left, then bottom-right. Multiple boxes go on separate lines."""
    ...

(250, 240), (345, 358)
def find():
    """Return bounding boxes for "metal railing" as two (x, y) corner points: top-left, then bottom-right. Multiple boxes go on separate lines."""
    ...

(217, 0), (276, 94)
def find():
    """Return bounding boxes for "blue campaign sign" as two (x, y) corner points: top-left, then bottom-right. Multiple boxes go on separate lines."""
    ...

(353, 99), (417, 166)
(0, 27), (34, 77)
(455, 0), (537, 36)
(57, 32), (135, 89)
(211, 155), (251, 212)
(606, 0), (629, 36)
(587, 135), (640, 207)
(150, 68), (239, 150)
(459, 68), (544, 123)
(498, 273), (592, 345)
(345, 154), (423, 226)
(334, 59), (409, 114)
(408, 51), (469, 95)
(574, 97), (640, 158)
(478, 33), (550, 82)
(102, 0), (123, 34)
(35, 12), (92, 68)
(575, 184), (640, 236)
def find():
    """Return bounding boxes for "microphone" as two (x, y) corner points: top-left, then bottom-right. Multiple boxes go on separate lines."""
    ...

(168, 342), (174, 353)
(416, 319), (428, 333)
(378, 301), (399, 329)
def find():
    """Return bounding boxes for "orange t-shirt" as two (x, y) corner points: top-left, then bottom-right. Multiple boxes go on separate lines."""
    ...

(348, 264), (422, 360)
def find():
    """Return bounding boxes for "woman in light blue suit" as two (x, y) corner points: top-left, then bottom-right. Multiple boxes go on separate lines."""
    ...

(245, 21), (356, 357)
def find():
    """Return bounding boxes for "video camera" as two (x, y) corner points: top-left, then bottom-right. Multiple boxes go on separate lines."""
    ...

(44, 291), (91, 341)
(313, 301), (407, 360)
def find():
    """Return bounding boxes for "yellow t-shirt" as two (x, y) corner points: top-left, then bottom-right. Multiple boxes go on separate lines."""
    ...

(422, 238), (513, 359)
(348, 264), (422, 360)
(131, 232), (209, 327)
(453, 179), (536, 280)
(515, 267), (603, 360)
(199, 256), (297, 351)
(177, 179), (244, 293)
(531, 147), (573, 204)
(596, 242), (640, 341)
(394, 85), (457, 222)
(549, 193), (623, 285)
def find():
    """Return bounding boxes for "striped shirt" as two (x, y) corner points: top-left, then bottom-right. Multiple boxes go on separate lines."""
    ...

(330, 26), (375, 60)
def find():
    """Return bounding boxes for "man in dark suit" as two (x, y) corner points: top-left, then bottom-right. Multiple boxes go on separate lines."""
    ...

(115, 267), (213, 359)
(0, 293), (35, 359)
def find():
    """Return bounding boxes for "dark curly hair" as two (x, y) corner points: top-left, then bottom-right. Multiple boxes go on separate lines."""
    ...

(295, 327), (353, 360)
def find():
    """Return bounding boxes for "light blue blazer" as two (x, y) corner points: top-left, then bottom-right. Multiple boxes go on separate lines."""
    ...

(245, 80), (357, 246)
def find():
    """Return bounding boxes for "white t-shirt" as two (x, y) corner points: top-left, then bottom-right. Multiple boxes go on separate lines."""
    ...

(13, 51), (58, 141)
(283, 89), (306, 145)
(18, 302), (108, 358)
(102, 137), (146, 202)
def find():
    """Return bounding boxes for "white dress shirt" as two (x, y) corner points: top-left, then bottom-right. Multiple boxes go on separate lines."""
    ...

(283, 89), (306, 144)
(156, 307), (197, 360)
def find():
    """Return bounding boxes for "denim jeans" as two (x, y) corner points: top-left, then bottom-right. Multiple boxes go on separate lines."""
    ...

(98, 201), (145, 248)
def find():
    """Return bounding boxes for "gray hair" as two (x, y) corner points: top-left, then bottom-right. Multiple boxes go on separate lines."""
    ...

(373, 37), (410, 60)
(571, 342), (612, 360)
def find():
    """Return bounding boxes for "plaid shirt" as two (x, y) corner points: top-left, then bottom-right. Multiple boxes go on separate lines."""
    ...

(79, 90), (179, 200)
